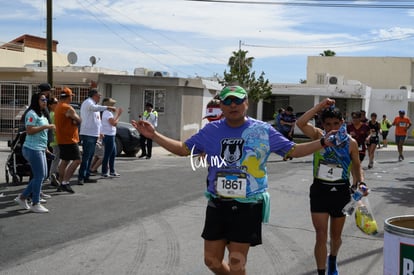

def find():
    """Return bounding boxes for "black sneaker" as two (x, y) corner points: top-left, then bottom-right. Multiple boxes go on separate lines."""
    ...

(89, 170), (97, 176)
(50, 173), (59, 187)
(61, 184), (75, 194)
(84, 178), (98, 183)
(138, 154), (147, 159)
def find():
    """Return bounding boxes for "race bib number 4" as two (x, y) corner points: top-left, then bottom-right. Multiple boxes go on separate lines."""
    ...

(216, 172), (247, 198)
(317, 163), (343, 181)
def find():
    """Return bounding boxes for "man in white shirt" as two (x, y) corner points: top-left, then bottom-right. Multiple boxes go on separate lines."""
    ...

(78, 88), (115, 185)
(138, 102), (158, 159)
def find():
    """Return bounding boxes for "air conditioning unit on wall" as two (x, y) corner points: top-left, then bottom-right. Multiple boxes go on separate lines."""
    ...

(146, 71), (170, 77)
(399, 85), (412, 92)
(326, 75), (344, 85)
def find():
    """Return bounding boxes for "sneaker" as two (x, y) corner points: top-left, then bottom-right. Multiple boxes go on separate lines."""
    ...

(138, 154), (147, 159)
(40, 192), (52, 199)
(84, 178), (98, 183)
(77, 179), (84, 185)
(50, 174), (59, 187)
(101, 174), (109, 178)
(30, 204), (49, 213)
(327, 256), (338, 275)
(61, 184), (75, 194)
(145, 156), (151, 159)
(399, 155), (404, 162)
(14, 196), (30, 210)
(110, 172), (121, 177)
(39, 198), (47, 203)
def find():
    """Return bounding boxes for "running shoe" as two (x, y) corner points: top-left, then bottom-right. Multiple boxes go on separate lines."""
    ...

(60, 184), (75, 194)
(30, 204), (49, 213)
(327, 256), (338, 275)
(110, 172), (121, 177)
(14, 196), (30, 210)
(50, 173), (59, 186)
(40, 192), (52, 199)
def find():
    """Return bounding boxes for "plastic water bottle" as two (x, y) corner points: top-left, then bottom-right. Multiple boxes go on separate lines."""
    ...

(327, 122), (349, 147)
(342, 185), (368, 216)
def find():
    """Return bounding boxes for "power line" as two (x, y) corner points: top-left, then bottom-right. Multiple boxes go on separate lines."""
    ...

(77, 0), (191, 76)
(186, 0), (414, 9)
(87, 0), (224, 74)
(77, 0), (225, 77)
(242, 33), (414, 50)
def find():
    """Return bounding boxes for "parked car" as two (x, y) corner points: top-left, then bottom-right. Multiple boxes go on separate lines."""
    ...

(71, 103), (140, 157)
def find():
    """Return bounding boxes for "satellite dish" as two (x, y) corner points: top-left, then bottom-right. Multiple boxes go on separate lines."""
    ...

(89, 56), (97, 66)
(67, 52), (78, 65)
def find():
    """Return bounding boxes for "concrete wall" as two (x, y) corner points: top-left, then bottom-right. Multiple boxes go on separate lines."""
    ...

(98, 74), (212, 141)
(109, 84), (130, 123)
(307, 56), (413, 89)
(368, 89), (412, 138)
(0, 47), (69, 67)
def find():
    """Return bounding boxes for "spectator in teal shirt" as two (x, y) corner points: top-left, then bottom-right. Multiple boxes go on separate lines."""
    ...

(14, 92), (55, 213)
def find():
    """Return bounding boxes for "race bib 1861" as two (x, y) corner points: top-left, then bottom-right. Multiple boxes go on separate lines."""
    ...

(216, 172), (247, 198)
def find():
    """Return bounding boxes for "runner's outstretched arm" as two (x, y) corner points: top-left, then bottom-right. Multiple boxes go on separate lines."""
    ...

(132, 120), (190, 156)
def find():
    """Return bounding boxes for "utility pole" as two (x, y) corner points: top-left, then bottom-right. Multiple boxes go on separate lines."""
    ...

(238, 40), (242, 73)
(46, 0), (53, 86)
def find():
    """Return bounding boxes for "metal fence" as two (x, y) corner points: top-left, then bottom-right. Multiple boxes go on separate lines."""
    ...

(0, 82), (91, 141)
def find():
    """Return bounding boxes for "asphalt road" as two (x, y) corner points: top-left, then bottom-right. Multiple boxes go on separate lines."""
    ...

(0, 142), (413, 275)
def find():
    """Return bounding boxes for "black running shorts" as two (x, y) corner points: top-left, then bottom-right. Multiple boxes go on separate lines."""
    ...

(310, 179), (351, 217)
(59, 143), (81, 161)
(202, 199), (263, 246)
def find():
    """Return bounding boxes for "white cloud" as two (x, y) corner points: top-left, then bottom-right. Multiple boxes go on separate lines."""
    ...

(1, 0), (414, 82)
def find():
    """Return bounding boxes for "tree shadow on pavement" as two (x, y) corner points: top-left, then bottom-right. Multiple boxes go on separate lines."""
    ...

(374, 180), (414, 207)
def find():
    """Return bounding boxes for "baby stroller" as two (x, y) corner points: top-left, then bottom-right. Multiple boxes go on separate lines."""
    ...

(5, 130), (32, 184)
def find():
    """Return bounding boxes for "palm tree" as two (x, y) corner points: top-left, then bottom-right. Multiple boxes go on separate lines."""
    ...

(320, 50), (336, 56)
(220, 49), (272, 103)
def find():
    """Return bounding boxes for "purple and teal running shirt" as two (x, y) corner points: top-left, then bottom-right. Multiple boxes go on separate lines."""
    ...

(185, 117), (295, 198)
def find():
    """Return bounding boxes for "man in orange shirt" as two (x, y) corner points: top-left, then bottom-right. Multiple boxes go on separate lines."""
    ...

(54, 87), (82, 193)
(392, 110), (412, 161)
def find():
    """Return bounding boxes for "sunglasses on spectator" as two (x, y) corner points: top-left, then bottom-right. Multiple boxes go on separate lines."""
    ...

(221, 97), (246, 106)
(40, 98), (48, 102)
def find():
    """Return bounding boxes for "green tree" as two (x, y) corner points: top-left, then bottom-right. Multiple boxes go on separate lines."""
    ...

(220, 49), (272, 103)
(319, 50), (336, 56)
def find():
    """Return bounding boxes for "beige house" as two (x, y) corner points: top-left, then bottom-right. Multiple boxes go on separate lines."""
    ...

(0, 35), (222, 140)
(2, 34), (414, 139)
(306, 56), (414, 89)
(0, 34), (69, 68)
(261, 56), (414, 138)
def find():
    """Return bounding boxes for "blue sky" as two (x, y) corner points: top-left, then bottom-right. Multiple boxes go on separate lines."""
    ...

(1, 0), (414, 83)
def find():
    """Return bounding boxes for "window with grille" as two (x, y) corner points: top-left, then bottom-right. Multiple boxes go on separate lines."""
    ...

(143, 89), (166, 113)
